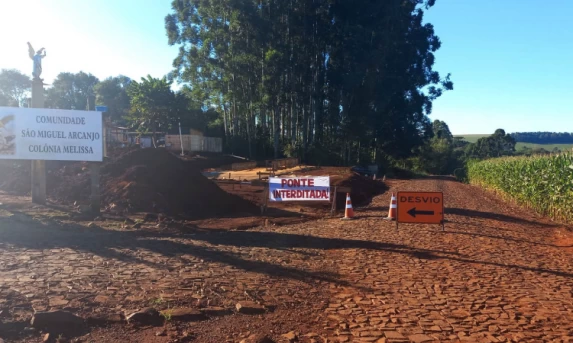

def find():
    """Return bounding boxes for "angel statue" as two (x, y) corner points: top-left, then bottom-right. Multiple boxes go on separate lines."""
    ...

(27, 42), (46, 80)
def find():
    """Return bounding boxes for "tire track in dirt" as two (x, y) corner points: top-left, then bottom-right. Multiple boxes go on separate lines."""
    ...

(320, 177), (573, 342)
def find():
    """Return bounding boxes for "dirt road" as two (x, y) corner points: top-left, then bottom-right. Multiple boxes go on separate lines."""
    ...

(1, 177), (573, 342)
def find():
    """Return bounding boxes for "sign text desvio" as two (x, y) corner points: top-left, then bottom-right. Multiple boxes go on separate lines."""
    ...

(396, 191), (444, 224)
(0, 107), (103, 162)
(269, 176), (330, 201)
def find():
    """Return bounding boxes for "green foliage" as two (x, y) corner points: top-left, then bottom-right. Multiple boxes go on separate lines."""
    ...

(432, 120), (453, 141)
(407, 120), (464, 175)
(127, 75), (184, 145)
(46, 72), (99, 110)
(161, 310), (172, 321)
(468, 153), (573, 223)
(459, 134), (573, 157)
(149, 297), (164, 306)
(0, 93), (10, 106)
(511, 132), (573, 144)
(464, 129), (516, 159)
(165, 0), (452, 163)
(515, 142), (573, 154)
(94, 75), (132, 124)
(0, 69), (31, 107)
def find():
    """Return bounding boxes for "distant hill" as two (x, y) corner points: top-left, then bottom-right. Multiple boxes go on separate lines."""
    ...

(454, 134), (489, 143)
(455, 134), (573, 152)
(510, 132), (573, 144)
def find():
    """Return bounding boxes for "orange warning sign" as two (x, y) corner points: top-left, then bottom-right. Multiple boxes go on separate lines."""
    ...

(397, 192), (444, 224)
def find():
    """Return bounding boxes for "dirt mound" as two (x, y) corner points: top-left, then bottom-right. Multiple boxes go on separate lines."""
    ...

(0, 146), (140, 195)
(0, 160), (30, 194)
(49, 162), (92, 203)
(50, 148), (259, 217)
(1, 148), (258, 218)
(333, 172), (386, 208)
(0, 160), (75, 195)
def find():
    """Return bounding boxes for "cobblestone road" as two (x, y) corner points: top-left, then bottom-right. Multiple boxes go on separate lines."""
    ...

(1, 177), (573, 342)
(321, 178), (573, 343)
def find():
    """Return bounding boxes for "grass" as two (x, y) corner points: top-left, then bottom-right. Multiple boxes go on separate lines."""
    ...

(160, 310), (172, 321)
(454, 134), (489, 143)
(148, 297), (164, 306)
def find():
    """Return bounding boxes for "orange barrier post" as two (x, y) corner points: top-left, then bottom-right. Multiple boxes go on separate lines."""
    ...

(383, 193), (397, 221)
(341, 193), (354, 220)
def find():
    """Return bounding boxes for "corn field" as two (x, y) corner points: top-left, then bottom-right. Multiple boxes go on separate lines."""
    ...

(467, 153), (573, 223)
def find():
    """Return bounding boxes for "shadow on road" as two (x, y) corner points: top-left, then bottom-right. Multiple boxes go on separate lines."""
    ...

(440, 230), (571, 248)
(2, 210), (573, 291)
(0, 214), (456, 291)
(447, 220), (516, 232)
(446, 207), (559, 227)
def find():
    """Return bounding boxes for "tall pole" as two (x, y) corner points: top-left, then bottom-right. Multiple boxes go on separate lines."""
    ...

(178, 120), (184, 156)
(89, 100), (101, 215)
(31, 79), (46, 204)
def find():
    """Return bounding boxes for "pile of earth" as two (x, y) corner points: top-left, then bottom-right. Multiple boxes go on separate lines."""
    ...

(53, 148), (259, 217)
(1, 148), (259, 218)
(0, 160), (30, 194)
(0, 160), (70, 195)
(332, 171), (387, 208)
(0, 146), (140, 195)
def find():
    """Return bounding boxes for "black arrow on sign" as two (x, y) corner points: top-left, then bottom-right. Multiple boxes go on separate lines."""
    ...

(407, 207), (434, 218)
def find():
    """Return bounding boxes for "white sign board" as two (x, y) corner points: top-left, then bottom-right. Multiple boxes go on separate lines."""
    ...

(0, 107), (103, 161)
(269, 176), (330, 201)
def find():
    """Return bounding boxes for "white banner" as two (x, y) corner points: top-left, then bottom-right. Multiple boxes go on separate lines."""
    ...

(0, 107), (103, 161)
(269, 176), (330, 201)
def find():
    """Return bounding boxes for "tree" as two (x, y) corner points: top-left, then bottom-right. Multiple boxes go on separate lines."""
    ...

(165, 0), (452, 165)
(45, 72), (99, 110)
(127, 75), (182, 147)
(465, 129), (516, 159)
(412, 120), (460, 174)
(0, 93), (11, 106)
(432, 120), (453, 141)
(510, 132), (573, 144)
(0, 69), (31, 107)
(176, 85), (224, 137)
(94, 75), (132, 124)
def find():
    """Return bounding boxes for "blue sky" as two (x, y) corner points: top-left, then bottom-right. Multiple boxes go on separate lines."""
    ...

(0, 1), (571, 135)
(425, 0), (573, 134)
(0, 0), (178, 87)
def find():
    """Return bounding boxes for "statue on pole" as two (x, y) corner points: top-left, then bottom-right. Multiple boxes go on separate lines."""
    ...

(27, 42), (46, 80)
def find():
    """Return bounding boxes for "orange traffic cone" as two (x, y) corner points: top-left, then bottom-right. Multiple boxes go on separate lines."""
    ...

(384, 193), (397, 221)
(341, 193), (355, 220)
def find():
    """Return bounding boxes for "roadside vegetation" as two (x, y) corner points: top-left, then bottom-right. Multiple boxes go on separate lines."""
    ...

(467, 153), (573, 223)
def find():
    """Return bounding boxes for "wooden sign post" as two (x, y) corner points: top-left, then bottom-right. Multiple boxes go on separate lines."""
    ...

(31, 79), (46, 204)
(396, 191), (444, 231)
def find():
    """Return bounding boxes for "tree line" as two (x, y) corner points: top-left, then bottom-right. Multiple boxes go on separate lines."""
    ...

(0, 68), (220, 147)
(165, 0), (453, 166)
(2, 0), (526, 176)
(0, 66), (535, 175)
(510, 132), (573, 144)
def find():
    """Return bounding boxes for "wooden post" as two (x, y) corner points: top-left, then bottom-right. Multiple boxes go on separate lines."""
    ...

(31, 160), (46, 204)
(90, 163), (101, 214)
(331, 186), (337, 216)
(102, 117), (108, 158)
(261, 183), (269, 215)
(31, 79), (46, 204)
